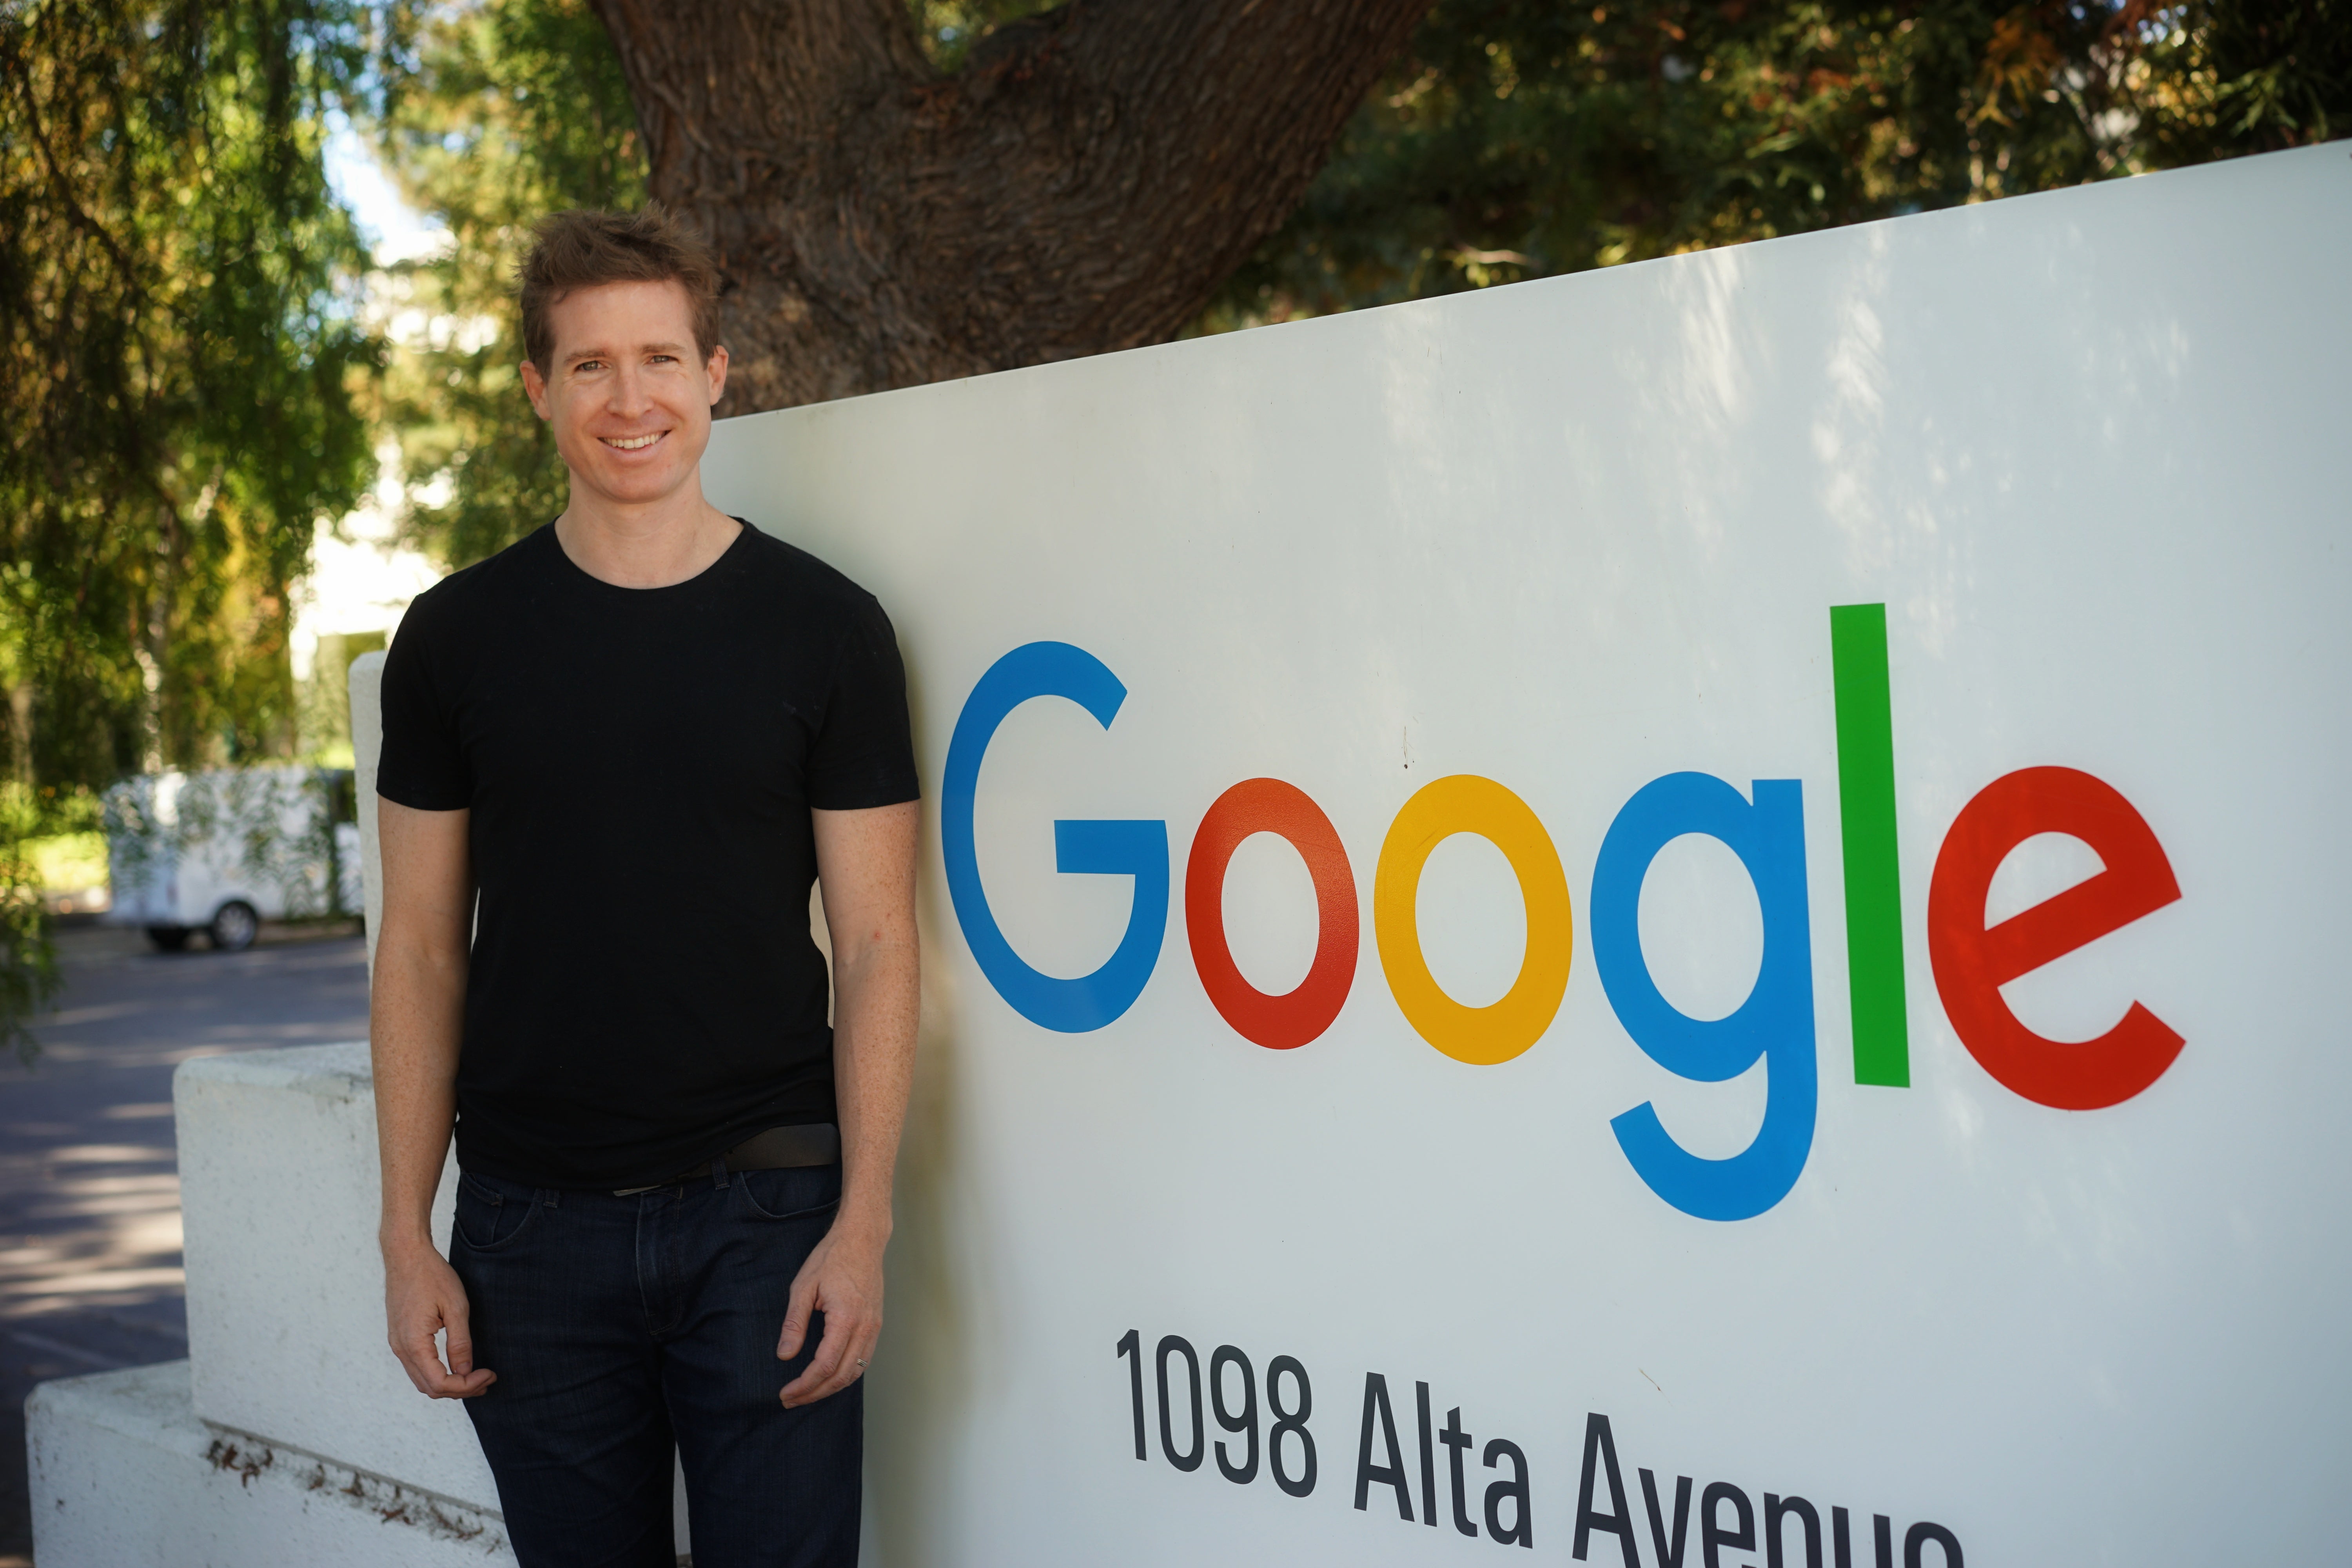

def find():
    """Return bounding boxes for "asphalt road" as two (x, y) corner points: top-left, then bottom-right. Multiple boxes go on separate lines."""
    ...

(0, 918), (370, 1564)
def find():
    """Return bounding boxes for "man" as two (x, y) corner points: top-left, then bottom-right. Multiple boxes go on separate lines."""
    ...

(370, 206), (919, 1568)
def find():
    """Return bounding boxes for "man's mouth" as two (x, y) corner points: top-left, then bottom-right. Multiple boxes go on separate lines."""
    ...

(601, 432), (665, 451)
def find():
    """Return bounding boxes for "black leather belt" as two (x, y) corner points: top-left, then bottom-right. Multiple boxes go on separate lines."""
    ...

(612, 1123), (840, 1196)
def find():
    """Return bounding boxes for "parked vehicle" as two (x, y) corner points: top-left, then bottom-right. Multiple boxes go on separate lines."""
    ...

(102, 767), (363, 952)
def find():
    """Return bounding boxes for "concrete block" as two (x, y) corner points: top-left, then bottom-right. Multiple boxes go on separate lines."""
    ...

(172, 1041), (694, 1556)
(174, 1041), (497, 1509)
(350, 649), (386, 974)
(27, 1361), (509, 1566)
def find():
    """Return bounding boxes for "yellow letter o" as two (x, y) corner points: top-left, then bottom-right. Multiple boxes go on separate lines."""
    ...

(1374, 775), (1573, 1066)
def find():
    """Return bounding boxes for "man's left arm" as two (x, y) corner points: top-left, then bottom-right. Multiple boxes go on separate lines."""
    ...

(778, 799), (920, 1407)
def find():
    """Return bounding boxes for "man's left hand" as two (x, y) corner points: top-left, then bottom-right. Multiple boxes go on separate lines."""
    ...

(776, 1214), (886, 1407)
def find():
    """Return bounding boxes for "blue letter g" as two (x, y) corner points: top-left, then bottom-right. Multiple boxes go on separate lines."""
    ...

(942, 642), (1169, 1032)
(1590, 773), (1818, 1221)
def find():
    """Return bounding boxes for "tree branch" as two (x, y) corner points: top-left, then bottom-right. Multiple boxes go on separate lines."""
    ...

(588, 0), (1432, 409)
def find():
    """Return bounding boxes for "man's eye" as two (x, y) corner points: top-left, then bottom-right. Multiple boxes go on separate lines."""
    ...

(574, 359), (606, 374)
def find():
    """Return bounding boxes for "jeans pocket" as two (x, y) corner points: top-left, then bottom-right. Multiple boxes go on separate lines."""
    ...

(452, 1172), (542, 1252)
(735, 1165), (841, 1222)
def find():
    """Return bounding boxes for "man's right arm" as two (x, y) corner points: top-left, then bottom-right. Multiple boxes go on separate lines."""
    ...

(372, 799), (494, 1399)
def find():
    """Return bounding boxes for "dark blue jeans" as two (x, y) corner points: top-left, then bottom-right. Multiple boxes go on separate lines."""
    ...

(449, 1163), (860, 1568)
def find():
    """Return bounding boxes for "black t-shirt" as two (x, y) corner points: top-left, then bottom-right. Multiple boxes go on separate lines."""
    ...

(376, 522), (918, 1189)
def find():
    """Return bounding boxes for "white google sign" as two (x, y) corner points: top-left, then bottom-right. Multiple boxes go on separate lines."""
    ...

(702, 144), (2352, 1567)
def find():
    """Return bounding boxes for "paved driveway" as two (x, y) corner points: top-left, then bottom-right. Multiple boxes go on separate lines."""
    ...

(0, 919), (370, 1563)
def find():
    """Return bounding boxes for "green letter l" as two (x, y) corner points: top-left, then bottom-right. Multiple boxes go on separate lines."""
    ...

(1832, 603), (1910, 1087)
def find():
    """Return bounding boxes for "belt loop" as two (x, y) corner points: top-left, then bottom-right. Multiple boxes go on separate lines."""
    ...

(541, 1189), (561, 1210)
(709, 1154), (729, 1190)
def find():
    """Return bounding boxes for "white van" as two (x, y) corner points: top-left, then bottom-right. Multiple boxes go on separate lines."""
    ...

(103, 767), (363, 952)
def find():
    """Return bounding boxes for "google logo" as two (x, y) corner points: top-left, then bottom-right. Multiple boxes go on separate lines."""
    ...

(942, 606), (2184, 1223)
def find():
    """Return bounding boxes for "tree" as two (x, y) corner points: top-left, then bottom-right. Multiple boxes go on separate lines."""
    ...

(374, 0), (649, 568)
(1, 0), (379, 782)
(1202, 0), (2351, 327)
(586, 0), (1437, 410)
(0, 790), (55, 1067)
(1, 0), (381, 1051)
(2136, 0), (2350, 166)
(369, 0), (1436, 555)
(378, 0), (2345, 571)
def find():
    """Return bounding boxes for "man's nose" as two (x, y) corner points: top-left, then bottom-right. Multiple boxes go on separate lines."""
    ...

(607, 364), (653, 416)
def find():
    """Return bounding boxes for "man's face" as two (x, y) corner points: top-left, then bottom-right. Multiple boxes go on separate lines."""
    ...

(521, 279), (729, 511)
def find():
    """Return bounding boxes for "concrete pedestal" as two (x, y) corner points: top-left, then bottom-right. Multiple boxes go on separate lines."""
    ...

(26, 1042), (692, 1564)
(27, 1362), (506, 1566)
(177, 1042), (494, 1505)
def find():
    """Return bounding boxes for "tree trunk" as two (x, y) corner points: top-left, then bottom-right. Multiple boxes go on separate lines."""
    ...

(589, 0), (1432, 412)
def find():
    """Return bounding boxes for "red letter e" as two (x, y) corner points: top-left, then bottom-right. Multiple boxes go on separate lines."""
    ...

(1927, 767), (2183, 1110)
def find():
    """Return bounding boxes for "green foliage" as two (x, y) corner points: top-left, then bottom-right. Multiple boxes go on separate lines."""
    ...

(0, 786), (60, 1068)
(1201, 0), (2351, 328)
(295, 628), (385, 766)
(24, 832), (109, 896)
(2, 0), (382, 1056)
(1, 0), (382, 778)
(371, 0), (646, 567)
(2135, 0), (2350, 161)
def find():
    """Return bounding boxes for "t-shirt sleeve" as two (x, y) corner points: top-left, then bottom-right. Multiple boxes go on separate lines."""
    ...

(375, 590), (473, 811)
(806, 594), (921, 811)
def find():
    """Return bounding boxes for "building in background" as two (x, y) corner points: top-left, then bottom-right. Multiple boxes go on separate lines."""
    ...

(290, 447), (442, 769)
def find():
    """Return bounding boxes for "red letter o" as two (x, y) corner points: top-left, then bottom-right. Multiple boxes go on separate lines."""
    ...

(1185, 779), (1359, 1049)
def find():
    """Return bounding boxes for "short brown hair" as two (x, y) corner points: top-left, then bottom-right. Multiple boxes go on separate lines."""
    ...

(518, 205), (723, 373)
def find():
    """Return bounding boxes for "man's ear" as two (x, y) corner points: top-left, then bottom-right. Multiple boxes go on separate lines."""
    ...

(520, 359), (552, 421)
(705, 343), (730, 407)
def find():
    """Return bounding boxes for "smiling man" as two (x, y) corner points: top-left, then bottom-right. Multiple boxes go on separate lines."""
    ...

(368, 207), (919, 1568)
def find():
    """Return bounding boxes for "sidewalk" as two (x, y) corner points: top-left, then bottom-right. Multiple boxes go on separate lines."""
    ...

(1, 918), (370, 1564)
